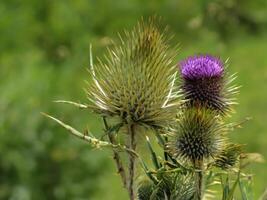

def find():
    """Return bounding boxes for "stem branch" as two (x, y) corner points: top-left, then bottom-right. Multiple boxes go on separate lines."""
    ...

(128, 123), (136, 200)
(103, 117), (128, 189)
(194, 159), (204, 200)
(42, 113), (138, 156)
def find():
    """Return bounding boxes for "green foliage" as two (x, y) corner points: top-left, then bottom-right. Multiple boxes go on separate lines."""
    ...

(202, 0), (267, 39)
(0, 62), (108, 199)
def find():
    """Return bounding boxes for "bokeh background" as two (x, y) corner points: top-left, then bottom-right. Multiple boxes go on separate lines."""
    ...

(1, 0), (267, 199)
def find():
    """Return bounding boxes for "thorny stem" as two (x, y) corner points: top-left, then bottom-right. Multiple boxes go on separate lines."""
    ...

(43, 112), (146, 199)
(128, 123), (136, 200)
(155, 131), (183, 168)
(102, 117), (127, 189)
(194, 159), (204, 200)
(42, 113), (138, 157)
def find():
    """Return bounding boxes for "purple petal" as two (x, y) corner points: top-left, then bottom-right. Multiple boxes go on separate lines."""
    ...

(180, 55), (224, 79)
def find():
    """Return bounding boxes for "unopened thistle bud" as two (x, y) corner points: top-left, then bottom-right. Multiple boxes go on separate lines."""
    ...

(137, 174), (194, 200)
(137, 180), (153, 200)
(214, 143), (242, 170)
(88, 19), (180, 130)
(168, 109), (226, 163)
(179, 55), (238, 114)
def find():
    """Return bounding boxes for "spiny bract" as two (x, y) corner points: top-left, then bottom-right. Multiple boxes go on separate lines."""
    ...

(88, 19), (180, 129)
(179, 55), (238, 115)
(168, 109), (227, 163)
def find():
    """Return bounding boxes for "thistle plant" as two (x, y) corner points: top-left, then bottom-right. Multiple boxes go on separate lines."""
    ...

(88, 19), (182, 200)
(44, 18), (256, 200)
(168, 55), (240, 200)
(167, 109), (226, 199)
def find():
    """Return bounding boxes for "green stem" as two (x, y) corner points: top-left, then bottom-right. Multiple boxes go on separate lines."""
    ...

(42, 113), (138, 156)
(194, 159), (204, 200)
(102, 117), (127, 189)
(128, 123), (136, 200)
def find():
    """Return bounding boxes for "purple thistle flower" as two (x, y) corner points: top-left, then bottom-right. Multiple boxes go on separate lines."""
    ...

(180, 55), (224, 79)
(179, 55), (235, 114)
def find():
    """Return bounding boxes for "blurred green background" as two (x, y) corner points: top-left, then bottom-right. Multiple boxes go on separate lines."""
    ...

(1, 0), (267, 199)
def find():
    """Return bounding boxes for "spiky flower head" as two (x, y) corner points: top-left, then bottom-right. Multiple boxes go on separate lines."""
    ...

(214, 143), (242, 170)
(88, 19), (180, 129)
(137, 179), (154, 200)
(167, 109), (226, 163)
(179, 55), (238, 114)
(137, 174), (194, 200)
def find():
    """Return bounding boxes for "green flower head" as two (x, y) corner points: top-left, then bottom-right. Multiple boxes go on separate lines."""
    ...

(88, 19), (180, 129)
(214, 143), (242, 170)
(168, 108), (227, 163)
